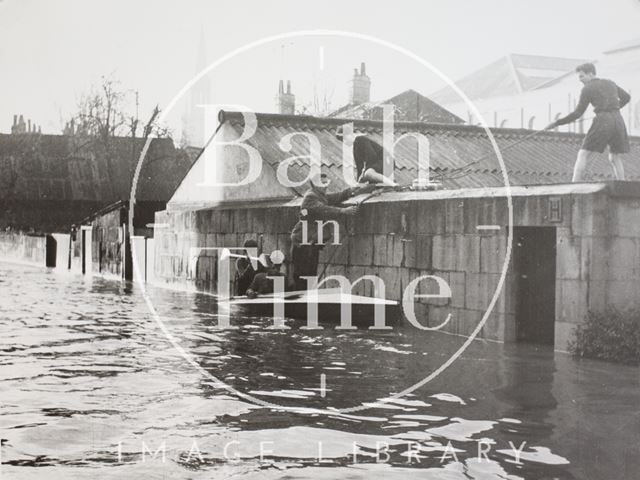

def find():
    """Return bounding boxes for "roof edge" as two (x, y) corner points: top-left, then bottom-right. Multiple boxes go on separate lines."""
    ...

(218, 110), (640, 141)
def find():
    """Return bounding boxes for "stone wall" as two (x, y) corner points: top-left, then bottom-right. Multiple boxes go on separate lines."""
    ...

(0, 232), (46, 266)
(153, 185), (640, 349)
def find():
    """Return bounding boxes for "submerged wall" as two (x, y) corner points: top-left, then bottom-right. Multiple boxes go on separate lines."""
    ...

(0, 232), (47, 266)
(153, 183), (640, 350)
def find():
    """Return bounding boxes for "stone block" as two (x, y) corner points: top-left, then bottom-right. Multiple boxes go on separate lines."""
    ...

(554, 321), (576, 352)
(607, 280), (640, 311)
(465, 198), (508, 233)
(319, 241), (349, 266)
(458, 235), (481, 273)
(449, 271), (465, 308)
(260, 234), (278, 256)
(612, 198), (640, 237)
(402, 236), (417, 268)
(378, 266), (402, 300)
(608, 237), (640, 281)
(277, 234), (291, 257)
(251, 209), (265, 234)
(415, 235), (432, 269)
(386, 235), (404, 267)
(445, 199), (465, 234)
(465, 272), (501, 311)
(555, 279), (588, 324)
(353, 203), (377, 234)
(373, 234), (388, 266)
(415, 201), (446, 235)
(350, 235), (374, 266)
(376, 202), (406, 235)
(415, 271), (450, 307)
(588, 279), (607, 312)
(432, 235), (455, 271)
(480, 234), (507, 274)
(580, 236), (610, 281)
(556, 234), (581, 280)
(205, 233), (218, 249)
(428, 306), (452, 330)
(461, 309), (483, 337)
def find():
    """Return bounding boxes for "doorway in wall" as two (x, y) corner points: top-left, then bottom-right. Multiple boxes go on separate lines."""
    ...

(514, 227), (557, 345)
(45, 235), (56, 267)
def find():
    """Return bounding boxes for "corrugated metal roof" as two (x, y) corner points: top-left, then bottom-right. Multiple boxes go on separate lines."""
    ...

(220, 111), (640, 192)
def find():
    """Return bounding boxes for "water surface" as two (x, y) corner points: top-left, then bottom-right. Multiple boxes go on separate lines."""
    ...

(1, 263), (638, 479)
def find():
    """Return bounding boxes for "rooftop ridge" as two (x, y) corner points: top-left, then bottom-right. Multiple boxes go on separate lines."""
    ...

(218, 110), (640, 142)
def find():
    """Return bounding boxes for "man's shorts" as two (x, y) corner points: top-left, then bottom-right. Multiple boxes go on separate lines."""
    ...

(582, 111), (630, 154)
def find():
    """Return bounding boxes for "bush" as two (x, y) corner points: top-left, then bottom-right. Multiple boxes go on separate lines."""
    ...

(569, 308), (640, 365)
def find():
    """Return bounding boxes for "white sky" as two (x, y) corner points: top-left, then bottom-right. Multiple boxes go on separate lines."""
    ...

(1, 0), (639, 135)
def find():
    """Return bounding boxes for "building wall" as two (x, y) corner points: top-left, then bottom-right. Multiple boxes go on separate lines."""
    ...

(153, 186), (640, 350)
(91, 207), (126, 279)
(0, 232), (46, 266)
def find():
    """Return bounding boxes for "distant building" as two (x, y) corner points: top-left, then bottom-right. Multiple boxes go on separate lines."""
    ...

(329, 63), (463, 124)
(431, 44), (640, 134)
(10, 114), (41, 134)
(0, 125), (197, 234)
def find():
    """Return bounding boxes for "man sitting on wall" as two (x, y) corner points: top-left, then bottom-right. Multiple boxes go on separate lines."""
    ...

(336, 125), (398, 186)
(289, 173), (373, 291)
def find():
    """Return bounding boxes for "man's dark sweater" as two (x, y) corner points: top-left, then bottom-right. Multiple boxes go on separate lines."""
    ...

(555, 78), (630, 126)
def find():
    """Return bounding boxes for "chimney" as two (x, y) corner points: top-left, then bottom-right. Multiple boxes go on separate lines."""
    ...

(349, 62), (371, 105)
(276, 79), (295, 115)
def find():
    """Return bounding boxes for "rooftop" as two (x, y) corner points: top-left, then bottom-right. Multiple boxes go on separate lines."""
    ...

(430, 54), (590, 104)
(0, 133), (196, 203)
(329, 89), (464, 124)
(218, 110), (640, 193)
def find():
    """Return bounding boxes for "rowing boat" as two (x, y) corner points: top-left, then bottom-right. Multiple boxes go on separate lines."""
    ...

(226, 288), (401, 327)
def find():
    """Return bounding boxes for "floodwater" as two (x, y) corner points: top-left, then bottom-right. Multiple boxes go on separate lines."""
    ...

(1, 262), (639, 479)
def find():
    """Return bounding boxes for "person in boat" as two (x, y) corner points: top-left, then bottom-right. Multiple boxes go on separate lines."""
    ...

(545, 62), (631, 182)
(289, 173), (373, 291)
(235, 239), (262, 295)
(336, 124), (398, 186)
(245, 257), (286, 298)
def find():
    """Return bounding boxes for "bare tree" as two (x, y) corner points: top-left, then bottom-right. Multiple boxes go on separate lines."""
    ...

(67, 75), (170, 151)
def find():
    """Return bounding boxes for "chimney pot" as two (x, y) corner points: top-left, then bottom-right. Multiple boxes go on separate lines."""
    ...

(286, 80), (291, 94)
(361, 62), (366, 75)
(279, 79), (284, 94)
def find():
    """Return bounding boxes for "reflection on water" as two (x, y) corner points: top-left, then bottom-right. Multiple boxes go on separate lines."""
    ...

(1, 262), (639, 479)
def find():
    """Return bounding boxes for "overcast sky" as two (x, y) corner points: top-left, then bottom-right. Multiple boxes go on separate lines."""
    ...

(1, 0), (639, 136)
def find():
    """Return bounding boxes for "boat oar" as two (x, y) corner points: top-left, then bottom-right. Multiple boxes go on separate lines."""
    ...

(219, 248), (270, 267)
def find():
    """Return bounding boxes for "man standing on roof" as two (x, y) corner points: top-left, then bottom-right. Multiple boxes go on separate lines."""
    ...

(545, 63), (631, 182)
(289, 172), (374, 291)
(336, 125), (398, 186)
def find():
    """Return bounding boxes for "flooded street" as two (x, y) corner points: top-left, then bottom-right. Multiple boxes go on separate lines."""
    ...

(1, 262), (639, 479)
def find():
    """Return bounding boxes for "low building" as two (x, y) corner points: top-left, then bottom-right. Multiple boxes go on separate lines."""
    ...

(152, 111), (640, 350)
(328, 63), (463, 124)
(0, 123), (197, 278)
